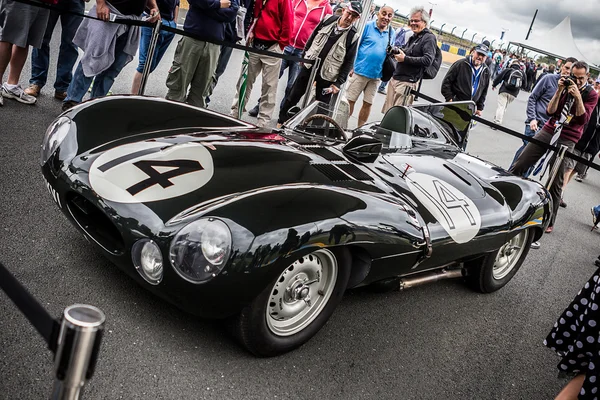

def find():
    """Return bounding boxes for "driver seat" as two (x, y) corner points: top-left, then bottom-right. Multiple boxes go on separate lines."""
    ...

(379, 106), (411, 134)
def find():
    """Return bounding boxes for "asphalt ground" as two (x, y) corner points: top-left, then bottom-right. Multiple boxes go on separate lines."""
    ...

(1, 29), (600, 400)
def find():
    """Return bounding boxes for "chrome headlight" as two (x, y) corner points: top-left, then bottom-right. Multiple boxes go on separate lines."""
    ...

(41, 116), (71, 165)
(132, 239), (164, 285)
(170, 218), (232, 283)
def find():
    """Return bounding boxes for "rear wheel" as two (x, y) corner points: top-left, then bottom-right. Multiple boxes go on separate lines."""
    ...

(465, 229), (533, 293)
(235, 248), (351, 357)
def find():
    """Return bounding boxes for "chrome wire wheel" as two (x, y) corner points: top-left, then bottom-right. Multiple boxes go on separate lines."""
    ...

(493, 230), (529, 280)
(266, 249), (338, 337)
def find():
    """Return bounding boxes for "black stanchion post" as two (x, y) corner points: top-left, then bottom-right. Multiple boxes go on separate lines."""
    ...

(51, 304), (105, 400)
(302, 58), (321, 109)
(545, 144), (568, 190)
(138, 20), (162, 96)
(414, 80), (423, 102)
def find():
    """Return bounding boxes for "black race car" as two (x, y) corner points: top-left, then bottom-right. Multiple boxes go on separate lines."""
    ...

(41, 97), (551, 356)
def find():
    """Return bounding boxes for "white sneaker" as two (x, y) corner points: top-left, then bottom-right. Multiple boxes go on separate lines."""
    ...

(2, 83), (37, 105)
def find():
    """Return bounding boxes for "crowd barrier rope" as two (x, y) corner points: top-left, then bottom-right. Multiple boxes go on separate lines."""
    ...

(0, 261), (105, 400)
(14, 0), (317, 65)
(411, 89), (600, 175)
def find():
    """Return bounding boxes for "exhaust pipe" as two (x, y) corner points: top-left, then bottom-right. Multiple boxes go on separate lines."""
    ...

(399, 268), (463, 290)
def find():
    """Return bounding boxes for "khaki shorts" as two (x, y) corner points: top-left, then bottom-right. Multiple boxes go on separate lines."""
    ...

(564, 148), (592, 174)
(345, 73), (379, 104)
(382, 79), (418, 114)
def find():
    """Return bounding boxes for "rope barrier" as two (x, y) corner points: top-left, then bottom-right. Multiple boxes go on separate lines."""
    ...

(0, 261), (59, 351)
(13, 0), (317, 65)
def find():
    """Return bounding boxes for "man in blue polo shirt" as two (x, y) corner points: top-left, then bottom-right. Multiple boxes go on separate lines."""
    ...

(345, 5), (393, 127)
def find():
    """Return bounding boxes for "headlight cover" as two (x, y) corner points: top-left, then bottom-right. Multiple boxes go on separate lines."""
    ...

(41, 116), (71, 165)
(170, 218), (232, 283)
(132, 239), (164, 285)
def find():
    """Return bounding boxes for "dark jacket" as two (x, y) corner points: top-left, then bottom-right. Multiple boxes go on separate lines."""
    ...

(392, 28), (437, 83)
(575, 100), (600, 154)
(441, 55), (490, 111)
(492, 63), (527, 97)
(184, 0), (239, 43)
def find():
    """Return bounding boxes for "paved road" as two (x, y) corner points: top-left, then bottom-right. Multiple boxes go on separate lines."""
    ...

(1, 31), (600, 399)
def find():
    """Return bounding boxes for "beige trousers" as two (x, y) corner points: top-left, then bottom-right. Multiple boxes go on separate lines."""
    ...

(231, 44), (283, 127)
(494, 92), (515, 124)
(165, 36), (220, 108)
(382, 79), (418, 114)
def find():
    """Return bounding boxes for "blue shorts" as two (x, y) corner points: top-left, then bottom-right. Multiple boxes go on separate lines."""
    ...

(136, 18), (177, 73)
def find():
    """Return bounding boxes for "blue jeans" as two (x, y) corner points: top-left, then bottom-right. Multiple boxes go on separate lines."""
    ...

(136, 18), (177, 73)
(510, 123), (537, 177)
(279, 46), (302, 105)
(30, 0), (84, 91)
(65, 32), (132, 103)
(594, 205), (600, 219)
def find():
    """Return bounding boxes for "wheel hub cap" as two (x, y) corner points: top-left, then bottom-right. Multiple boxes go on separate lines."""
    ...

(265, 249), (338, 337)
(492, 230), (528, 280)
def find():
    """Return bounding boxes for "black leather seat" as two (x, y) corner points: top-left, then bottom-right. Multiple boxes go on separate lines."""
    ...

(379, 106), (411, 134)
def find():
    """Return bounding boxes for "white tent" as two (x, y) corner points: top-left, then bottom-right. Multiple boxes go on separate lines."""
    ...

(509, 16), (598, 68)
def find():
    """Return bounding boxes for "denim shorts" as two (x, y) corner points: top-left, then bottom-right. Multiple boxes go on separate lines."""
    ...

(136, 17), (177, 73)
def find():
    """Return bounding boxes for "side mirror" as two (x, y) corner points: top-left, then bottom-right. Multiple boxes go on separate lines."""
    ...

(342, 135), (382, 163)
(287, 106), (301, 120)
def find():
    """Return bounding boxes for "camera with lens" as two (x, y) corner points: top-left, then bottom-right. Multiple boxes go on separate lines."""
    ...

(563, 75), (577, 87)
(388, 46), (402, 55)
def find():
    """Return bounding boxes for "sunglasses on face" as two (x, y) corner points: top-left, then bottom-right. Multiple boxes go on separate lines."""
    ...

(409, 19), (422, 24)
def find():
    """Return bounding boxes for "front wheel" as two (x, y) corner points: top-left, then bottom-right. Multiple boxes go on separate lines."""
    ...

(234, 248), (351, 357)
(465, 229), (533, 293)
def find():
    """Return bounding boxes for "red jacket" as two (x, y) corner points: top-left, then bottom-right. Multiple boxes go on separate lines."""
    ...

(253, 0), (293, 49)
(290, 0), (332, 50)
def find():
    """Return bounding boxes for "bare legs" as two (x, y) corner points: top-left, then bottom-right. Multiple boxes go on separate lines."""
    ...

(0, 41), (12, 81)
(555, 374), (585, 400)
(7, 45), (28, 85)
(0, 42), (28, 84)
(348, 100), (373, 128)
(131, 70), (142, 94)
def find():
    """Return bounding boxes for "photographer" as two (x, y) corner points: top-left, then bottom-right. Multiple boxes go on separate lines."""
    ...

(381, 5), (436, 113)
(509, 61), (598, 234)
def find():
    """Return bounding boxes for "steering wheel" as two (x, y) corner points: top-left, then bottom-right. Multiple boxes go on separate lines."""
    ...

(300, 114), (347, 141)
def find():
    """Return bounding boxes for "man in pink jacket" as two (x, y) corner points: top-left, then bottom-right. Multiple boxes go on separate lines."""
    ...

(247, 0), (331, 117)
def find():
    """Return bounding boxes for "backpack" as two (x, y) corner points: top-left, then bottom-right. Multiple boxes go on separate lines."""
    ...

(505, 69), (524, 89)
(423, 43), (442, 80)
(394, 27), (409, 48)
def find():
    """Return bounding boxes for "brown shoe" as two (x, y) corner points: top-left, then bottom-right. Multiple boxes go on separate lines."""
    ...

(24, 84), (41, 97)
(54, 90), (67, 100)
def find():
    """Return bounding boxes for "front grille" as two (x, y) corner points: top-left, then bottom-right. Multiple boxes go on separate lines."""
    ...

(66, 193), (125, 255)
(312, 163), (352, 181)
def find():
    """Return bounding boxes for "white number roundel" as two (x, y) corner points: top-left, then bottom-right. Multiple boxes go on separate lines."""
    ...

(406, 172), (481, 244)
(89, 141), (214, 203)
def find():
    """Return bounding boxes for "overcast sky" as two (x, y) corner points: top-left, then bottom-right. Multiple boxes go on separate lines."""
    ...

(380, 0), (600, 65)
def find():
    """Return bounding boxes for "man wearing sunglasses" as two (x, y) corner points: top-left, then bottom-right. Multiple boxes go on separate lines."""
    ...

(382, 5), (436, 113)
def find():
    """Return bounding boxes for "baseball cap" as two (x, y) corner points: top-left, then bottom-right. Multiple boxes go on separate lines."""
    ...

(346, 1), (362, 16)
(474, 44), (489, 55)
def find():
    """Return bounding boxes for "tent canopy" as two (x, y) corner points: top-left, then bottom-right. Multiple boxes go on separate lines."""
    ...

(509, 16), (598, 68)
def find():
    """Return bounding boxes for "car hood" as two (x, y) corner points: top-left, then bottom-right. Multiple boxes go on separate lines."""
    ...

(63, 131), (383, 224)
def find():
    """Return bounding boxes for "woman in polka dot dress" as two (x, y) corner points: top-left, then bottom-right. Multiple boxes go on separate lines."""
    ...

(545, 270), (600, 399)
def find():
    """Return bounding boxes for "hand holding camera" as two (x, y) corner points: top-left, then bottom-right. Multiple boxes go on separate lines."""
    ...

(220, 0), (231, 8)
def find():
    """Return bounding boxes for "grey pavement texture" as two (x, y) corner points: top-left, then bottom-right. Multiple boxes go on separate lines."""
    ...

(1, 30), (600, 400)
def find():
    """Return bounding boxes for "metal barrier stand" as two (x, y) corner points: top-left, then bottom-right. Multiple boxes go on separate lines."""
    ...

(545, 144), (568, 190)
(301, 58), (321, 109)
(51, 305), (106, 400)
(138, 20), (162, 96)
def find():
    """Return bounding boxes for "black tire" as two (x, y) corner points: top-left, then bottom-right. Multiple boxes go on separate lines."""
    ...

(465, 229), (533, 293)
(234, 247), (351, 357)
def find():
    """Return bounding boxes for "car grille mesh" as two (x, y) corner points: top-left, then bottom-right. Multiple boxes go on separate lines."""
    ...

(336, 164), (373, 181)
(312, 164), (352, 181)
(307, 147), (345, 161)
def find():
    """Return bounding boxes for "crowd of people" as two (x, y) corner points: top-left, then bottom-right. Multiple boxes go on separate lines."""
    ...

(3, 0), (600, 397)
